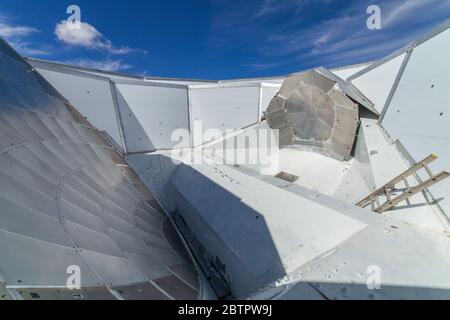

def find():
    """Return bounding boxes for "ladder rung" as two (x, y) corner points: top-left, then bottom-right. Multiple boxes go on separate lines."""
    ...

(385, 188), (391, 201)
(423, 164), (434, 179)
(375, 171), (450, 213)
(356, 154), (438, 207)
(403, 178), (410, 190)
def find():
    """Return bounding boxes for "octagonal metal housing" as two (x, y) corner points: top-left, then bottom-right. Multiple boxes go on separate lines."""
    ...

(265, 69), (360, 161)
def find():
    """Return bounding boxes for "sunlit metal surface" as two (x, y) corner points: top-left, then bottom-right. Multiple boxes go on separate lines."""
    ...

(0, 19), (449, 301)
(0, 38), (200, 300)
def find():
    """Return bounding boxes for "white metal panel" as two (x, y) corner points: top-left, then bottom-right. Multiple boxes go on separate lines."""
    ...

(360, 119), (446, 233)
(260, 84), (280, 118)
(382, 28), (450, 219)
(0, 196), (73, 248)
(112, 85), (155, 153)
(0, 230), (101, 287)
(35, 68), (123, 150)
(109, 228), (151, 256)
(332, 64), (371, 80)
(117, 84), (190, 150)
(65, 221), (125, 257)
(221, 78), (285, 85)
(144, 79), (213, 85)
(125, 252), (172, 280)
(126, 152), (181, 213)
(170, 162), (367, 297)
(351, 53), (406, 113)
(278, 211), (450, 300)
(190, 84), (261, 146)
(80, 249), (148, 286)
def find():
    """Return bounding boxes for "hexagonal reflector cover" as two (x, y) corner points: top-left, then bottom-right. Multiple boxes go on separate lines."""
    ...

(265, 69), (360, 161)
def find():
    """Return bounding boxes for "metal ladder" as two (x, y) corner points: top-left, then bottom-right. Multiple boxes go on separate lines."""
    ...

(357, 154), (449, 213)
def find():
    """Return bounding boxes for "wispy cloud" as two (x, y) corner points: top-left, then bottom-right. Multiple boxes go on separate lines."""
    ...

(255, 0), (311, 18)
(210, 0), (450, 72)
(383, 0), (445, 27)
(55, 20), (146, 55)
(0, 14), (50, 56)
(63, 58), (132, 72)
(242, 60), (288, 71)
(0, 22), (38, 38)
(7, 40), (51, 56)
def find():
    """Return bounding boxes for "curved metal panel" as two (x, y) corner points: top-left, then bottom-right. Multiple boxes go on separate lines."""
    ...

(0, 37), (199, 299)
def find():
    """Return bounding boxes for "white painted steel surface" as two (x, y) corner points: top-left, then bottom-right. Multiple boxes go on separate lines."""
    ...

(350, 53), (407, 113)
(382, 28), (450, 220)
(260, 84), (281, 117)
(31, 67), (124, 151)
(332, 63), (371, 80)
(189, 83), (263, 146)
(360, 119), (448, 233)
(117, 83), (190, 151)
(169, 161), (367, 298)
(1, 19), (450, 300)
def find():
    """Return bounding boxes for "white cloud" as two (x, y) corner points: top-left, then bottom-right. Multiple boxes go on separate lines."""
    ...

(55, 20), (145, 55)
(7, 40), (50, 56)
(54, 19), (145, 72)
(55, 21), (101, 47)
(0, 23), (38, 38)
(64, 58), (132, 72)
(0, 14), (38, 39)
(0, 15), (49, 56)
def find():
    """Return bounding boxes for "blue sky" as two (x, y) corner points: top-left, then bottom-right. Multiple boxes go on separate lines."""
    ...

(0, 0), (449, 79)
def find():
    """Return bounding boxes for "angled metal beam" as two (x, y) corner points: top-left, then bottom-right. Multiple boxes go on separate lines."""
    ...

(378, 46), (414, 125)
